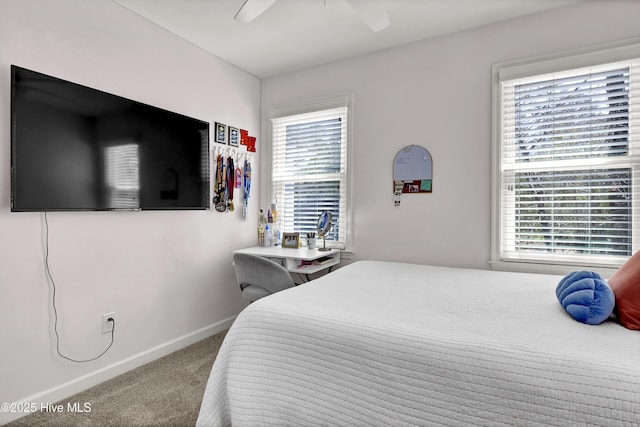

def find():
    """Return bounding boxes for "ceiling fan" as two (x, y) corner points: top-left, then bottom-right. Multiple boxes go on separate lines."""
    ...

(234, 0), (390, 32)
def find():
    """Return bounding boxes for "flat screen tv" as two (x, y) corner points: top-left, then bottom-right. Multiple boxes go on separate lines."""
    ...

(10, 65), (210, 212)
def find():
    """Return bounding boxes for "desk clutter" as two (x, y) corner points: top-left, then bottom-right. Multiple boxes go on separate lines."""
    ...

(257, 205), (281, 247)
(257, 210), (335, 250)
(306, 232), (316, 249)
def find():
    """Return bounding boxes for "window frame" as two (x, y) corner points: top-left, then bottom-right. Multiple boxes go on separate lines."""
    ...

(491, 38), (640, 274)
(264, 93), (353, 251)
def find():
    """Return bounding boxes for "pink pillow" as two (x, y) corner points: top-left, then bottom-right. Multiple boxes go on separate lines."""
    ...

(608, 251), (640, 330)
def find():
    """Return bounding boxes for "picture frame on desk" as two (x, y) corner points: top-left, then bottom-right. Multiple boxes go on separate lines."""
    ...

(282, 232), (300, 249)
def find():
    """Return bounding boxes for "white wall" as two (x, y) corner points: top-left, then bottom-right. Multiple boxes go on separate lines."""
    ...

(261, 0), (640, 270)
(0, 0), (259, 423)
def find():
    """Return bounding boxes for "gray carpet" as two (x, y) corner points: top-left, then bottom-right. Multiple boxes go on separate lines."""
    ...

(7, 330), (227, 427)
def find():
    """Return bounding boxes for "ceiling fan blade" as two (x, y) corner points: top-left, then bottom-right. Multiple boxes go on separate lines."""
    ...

(344, 0), (390, 32)
(234, 0), (278, 23)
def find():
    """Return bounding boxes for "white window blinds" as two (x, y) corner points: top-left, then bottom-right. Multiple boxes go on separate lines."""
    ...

(498, 60), (640, 268)
(271, 106), (348, 248)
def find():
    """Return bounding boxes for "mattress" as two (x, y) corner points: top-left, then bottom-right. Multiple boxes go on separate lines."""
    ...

(197, 260), (640, 426)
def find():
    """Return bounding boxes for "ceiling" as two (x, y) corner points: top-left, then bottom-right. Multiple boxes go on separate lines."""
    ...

(112, 0), (585, 79)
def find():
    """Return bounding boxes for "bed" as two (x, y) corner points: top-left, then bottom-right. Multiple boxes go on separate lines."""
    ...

(196, 260), (640, 426)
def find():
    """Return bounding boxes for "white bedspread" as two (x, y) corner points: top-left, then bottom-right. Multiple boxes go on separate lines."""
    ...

(197, 261), (640, 426)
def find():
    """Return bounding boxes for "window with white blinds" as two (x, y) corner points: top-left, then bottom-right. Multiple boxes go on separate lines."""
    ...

(271, 106), (349, 249)
(496, 57), (640, 269)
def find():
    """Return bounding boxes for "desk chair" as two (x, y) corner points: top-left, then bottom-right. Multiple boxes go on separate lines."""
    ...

(233, 253), (295, 303)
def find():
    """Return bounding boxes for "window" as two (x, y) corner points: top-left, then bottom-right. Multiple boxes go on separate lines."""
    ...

(493, 42), (640, 271)
(268, 95), (351, 249)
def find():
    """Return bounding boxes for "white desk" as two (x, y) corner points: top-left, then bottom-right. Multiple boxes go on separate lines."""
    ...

(232, 246), (340, 276)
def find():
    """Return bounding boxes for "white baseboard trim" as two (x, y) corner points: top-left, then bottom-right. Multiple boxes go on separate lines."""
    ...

(1, 315), (235, 426)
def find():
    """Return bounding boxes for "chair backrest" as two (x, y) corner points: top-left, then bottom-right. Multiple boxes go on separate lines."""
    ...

(233, 253), (295, 298)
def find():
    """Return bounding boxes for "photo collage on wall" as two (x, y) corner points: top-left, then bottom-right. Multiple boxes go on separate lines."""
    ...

(214, 122), (256, 152)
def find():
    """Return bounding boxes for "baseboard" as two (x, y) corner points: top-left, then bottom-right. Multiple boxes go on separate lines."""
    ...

(1, 315), (235, 426)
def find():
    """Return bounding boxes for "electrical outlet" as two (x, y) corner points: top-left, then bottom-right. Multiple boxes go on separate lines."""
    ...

(102, 312), (116, 334)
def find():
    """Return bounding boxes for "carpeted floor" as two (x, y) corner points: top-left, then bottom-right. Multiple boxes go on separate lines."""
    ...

(7, 330), (227, 427)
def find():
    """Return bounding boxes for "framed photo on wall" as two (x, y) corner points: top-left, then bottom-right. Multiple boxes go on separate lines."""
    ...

(282, 232), (300, 249)
(214, 122), (227, 144)
(228, 126), (240, 147)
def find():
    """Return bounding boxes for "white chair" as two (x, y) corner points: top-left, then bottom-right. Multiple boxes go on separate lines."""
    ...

(233, 253), (295, 302)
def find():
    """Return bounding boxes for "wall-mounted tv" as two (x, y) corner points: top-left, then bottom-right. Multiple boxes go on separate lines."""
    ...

(10, 65), (210, 212)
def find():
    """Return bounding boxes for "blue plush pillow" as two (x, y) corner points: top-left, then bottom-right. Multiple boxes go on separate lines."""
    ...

(556, 270), (615, 325)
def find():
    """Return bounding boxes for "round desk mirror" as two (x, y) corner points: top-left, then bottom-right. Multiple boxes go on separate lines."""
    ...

(317, 211), (332, 251)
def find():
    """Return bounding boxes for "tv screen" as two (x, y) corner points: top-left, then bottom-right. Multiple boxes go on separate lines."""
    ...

(10, 65), (210, 212)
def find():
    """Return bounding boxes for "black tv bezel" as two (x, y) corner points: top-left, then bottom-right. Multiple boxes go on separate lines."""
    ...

(10, 65), (211, 212)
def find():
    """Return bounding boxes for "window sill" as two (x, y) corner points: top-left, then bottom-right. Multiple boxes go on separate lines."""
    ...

(489, 260), (619, 279)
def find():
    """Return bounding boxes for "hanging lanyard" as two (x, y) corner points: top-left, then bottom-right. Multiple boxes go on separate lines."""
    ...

(215, 154), (227, 212)
(213, 154), (221, 204)
(226, 156), (235, 212)
(243, 159), (251, 220)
